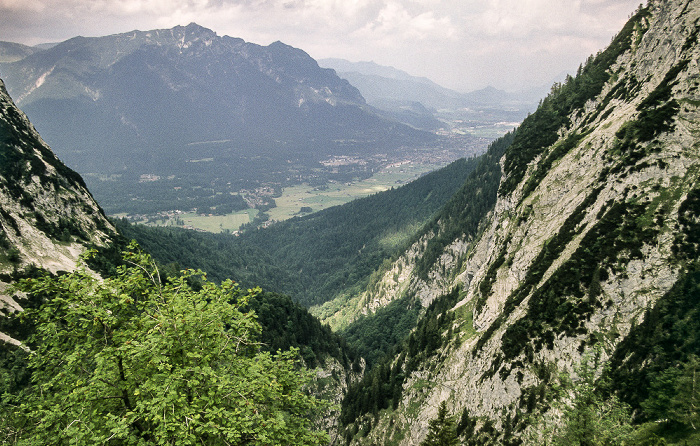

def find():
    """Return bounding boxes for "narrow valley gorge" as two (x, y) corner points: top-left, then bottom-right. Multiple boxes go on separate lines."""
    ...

(1, 0), (700, 444)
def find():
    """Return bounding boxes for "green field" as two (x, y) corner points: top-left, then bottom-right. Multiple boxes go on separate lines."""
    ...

(134, 209), (258, 233)
(176, 210), (258, 233)
(132, 161), (444, 233)
(268, 162), (440, 222)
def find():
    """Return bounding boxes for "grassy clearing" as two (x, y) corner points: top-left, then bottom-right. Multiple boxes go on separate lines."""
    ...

(136, 209), (258, 233)
(377, 221), (424, 251)
(129, 161), (444, 233)
(177, 210), (258, 233)
(268, 162), (442, 222)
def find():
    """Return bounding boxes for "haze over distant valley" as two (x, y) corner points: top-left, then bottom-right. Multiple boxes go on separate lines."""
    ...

(319, 58), (544, 136)
(0, 26), (493, 233)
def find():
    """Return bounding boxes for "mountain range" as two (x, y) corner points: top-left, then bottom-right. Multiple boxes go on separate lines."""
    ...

(319, 58), (545, 131)
(0, 42), (40, 63)
(106, 2), (700, 443)
(0, 24), (437, 215)
(0, 23), (428, 170)
(1, 0), (700, 444)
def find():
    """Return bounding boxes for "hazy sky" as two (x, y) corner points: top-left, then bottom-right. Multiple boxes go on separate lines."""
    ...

(0, 0), (643, 92)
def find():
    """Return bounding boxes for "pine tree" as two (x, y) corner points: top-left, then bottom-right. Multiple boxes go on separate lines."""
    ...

(669, 355), (700, 430)
(552, 347), (634, 446)
(421, 401), (459, 446)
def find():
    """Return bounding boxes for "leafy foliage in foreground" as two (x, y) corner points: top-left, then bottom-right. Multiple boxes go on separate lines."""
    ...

(1, 245), (328, 445)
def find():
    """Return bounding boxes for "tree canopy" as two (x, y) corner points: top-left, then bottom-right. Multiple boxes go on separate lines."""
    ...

(421, 401), (459, 446)
(2, 244), (329, 445)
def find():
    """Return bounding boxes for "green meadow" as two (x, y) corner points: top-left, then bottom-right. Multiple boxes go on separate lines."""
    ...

(136, 161), (443, 233)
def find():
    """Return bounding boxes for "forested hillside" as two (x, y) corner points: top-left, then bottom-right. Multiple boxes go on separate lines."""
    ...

(3, 0), (700, 443)
(334, 133), (513, 367)
(116, 156), (481, 307)
(335, 1), (700, 444)
(0, 74), (359, 444)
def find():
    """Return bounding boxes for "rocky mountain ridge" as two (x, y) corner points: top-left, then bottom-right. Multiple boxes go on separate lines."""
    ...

(338, 0), (700, 443)
(0, 23), (427, 174)
(319, 58), (542, 112)
(5, 24), (365, 110)
(0, 76), (117, 336)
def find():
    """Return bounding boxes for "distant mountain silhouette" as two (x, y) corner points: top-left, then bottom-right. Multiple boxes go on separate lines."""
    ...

(0, 41), (41, 63)
(0, 24), (432, 176)
(319, 58), (541, 131)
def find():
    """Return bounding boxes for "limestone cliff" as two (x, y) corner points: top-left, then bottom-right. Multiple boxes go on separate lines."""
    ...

(0, 77), (117, 324)
(341, 0), (700, 443)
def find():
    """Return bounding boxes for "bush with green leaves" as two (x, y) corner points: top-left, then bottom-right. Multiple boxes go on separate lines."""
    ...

(2, 244), (329, 445)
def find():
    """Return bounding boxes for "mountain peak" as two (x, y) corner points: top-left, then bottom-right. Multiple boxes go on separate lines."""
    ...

(179, 22), (217, 38)
(268, 40), (290, 48)
(184, 22), (208, 31)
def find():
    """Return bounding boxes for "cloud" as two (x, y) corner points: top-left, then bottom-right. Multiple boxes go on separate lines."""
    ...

(0, 0), (642, 91)
(367, 2), (455, 38)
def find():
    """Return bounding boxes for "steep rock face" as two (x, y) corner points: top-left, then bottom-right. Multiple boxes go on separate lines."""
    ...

(0, 77), (116, 317)
(312, 356), (366, 445)
(345, 0), (700, 443)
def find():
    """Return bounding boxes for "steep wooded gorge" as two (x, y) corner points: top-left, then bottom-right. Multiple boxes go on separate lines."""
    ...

(1, 0), (700, 444)
(334, 0), (700, 444)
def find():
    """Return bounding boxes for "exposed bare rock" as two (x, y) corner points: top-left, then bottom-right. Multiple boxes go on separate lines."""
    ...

(344, 0), (700, 443)
(0, 77), (117, 334)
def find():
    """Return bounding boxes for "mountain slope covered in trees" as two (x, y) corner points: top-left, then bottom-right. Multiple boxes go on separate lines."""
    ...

(0, 24), (435, 216)
(116, 156), (482, 308)
(336, 1), (700, 444)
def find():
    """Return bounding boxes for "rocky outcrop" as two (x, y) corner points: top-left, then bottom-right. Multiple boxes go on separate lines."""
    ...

(0, 77), (116, 320)
(345, 0), (700, 443)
